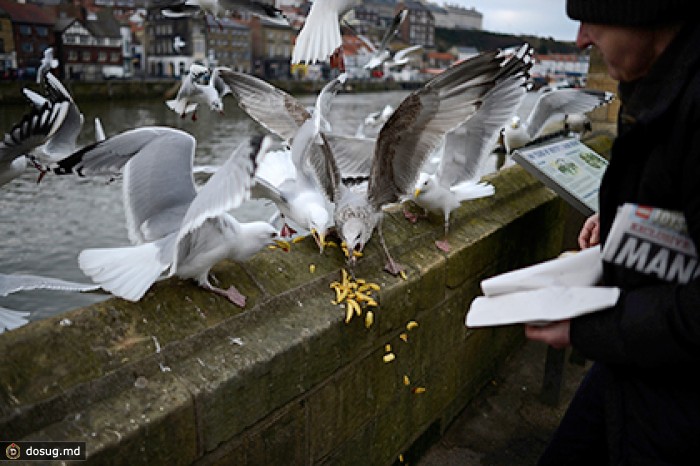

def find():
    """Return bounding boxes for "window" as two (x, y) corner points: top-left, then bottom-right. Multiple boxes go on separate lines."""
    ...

(21, 42), (33, 53)
(82, 50), (91, 61)
(36, 26), (48, 37)
(19, 25), (31, 36)
(69, 50), (78, 61)
(110, 52), (120, 62)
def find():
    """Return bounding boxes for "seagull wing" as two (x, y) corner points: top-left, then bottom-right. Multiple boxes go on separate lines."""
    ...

(171, 135), (271, 268)
(0, 101), (70, 164)
(437, 73), (528, 187)
(291, 0), (359, 64)
(211, 66), (232, 98)
(118, 127), (198, 244)
(322, 133), (375, 178)
(0, 273), (99, 296)
(218, 69), (310, 142)
(377, 9), (407, 51)
(0, 306), (29, 333)
(367, 46), (532, 209)
(526, 88), (614, 139)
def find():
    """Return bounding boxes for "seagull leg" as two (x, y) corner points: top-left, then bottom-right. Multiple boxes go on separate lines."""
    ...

(403, 203), (427, 224)
(377, 219), (405, 276)
(279, 220), (297, 237)
(435, 217), (451, 252)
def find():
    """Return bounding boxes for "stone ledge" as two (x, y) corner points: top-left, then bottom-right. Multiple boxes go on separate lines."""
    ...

(1, 165), (566, 464)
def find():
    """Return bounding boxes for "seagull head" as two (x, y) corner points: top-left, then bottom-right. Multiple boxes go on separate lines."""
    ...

(236, 222), (281, 260)
(341, 217), (369, 265)
(509, 115), (521, 129)
(413, 172), (434, 198)
(209, 98), (224, 114)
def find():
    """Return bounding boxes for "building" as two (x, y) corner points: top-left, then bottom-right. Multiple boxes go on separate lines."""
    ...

(54, 8), (123, 80)
(0, 9), (16, 78)
(432, 3), (482, 30)
(145, 8), (205, 77)
(0, 0), (56, 79)
(204, 15), (251, 73)
(396, 1), (434, 49)
(247, 15), (294, 78)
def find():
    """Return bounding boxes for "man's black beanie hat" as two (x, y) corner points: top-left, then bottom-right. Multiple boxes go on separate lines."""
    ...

(566, 0), (692, 26)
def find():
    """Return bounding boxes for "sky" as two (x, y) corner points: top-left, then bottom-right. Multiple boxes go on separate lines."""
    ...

(446, 0), (580, 42)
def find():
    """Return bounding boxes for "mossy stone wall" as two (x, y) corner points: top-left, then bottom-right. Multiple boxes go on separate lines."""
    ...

(0, 166), (567, 465)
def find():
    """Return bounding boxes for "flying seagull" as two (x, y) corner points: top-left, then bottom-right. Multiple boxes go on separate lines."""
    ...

(167, 64), (232, 120)
(79, 132), (281, 307)
(291, 0), (360, 65)
(319, 44), (534, 275)
(503, 87), (615, 154)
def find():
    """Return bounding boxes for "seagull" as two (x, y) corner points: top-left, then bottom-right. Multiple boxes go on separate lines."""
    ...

(218, 69), (347, 251)
(0, 98), (69, 187)
(79, 133), (281, 307)
(503, 87), (615, 155)
(412, 72), (530, 252)
(22, 72), (85, 172)
(291, 0), (360, 65)
(360, 9), (407, 71)
(151, 0), (288, 25)
(173, 35), (186, 53)
(319, 44), (534, 275)
(355, 103), (394, 138)
(36, 47), (59, 84)
(166, 64), (232, 120)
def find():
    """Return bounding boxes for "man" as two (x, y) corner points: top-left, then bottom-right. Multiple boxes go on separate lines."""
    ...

(525, 1), (699, 464)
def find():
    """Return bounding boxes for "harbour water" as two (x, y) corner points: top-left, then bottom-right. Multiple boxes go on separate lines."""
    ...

(0, 89), (411, 322)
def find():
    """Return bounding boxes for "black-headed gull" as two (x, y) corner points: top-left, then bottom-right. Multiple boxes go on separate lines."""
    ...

(79, 132), (281, 307)
(291, 0), (360, 65)
(412, 71), (531, 251)
(319, 45), (534, 275)
(503, 87), (615, 154)
(218, 69), (346, 251)
(166, 64), (231, 120)
(0, 98), (69, 187)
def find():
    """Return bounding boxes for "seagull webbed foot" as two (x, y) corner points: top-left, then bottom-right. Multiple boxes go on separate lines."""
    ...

(435, 239), (450, 252)
(206, 283), (246, 308)
(280, 223), (297, 237)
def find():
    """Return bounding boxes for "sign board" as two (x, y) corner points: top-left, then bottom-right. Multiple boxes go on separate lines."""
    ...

(512, 137), (607, 216)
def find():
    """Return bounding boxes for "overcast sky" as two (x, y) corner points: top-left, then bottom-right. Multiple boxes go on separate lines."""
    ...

(445, 0), (580, 41)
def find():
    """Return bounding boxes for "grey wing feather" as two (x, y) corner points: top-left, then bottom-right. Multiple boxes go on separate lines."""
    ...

(0, 101), (70, 163)
(0, 273), (99, 296)
(120, 128), (198, 244)
(175, 136), (270, 244)
(218, 69), (310, 141)
(322, 133), (375, 178)
(438, 74), (527, 187)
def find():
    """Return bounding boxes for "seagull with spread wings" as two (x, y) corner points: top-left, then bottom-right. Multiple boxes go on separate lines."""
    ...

(412, 71), (531, 251)
(167, 64), (232, 120)
(319, 44), (534, 275)
(218, 70), (346, 251)
(503, 87), (615, 154)
(79, 133), (281, 307)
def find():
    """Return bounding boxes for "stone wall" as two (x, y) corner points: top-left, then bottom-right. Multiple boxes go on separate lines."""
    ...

(0, 166), (567, 465)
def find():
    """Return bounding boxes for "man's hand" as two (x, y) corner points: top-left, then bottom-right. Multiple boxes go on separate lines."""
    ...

(578, 213), (600, 249)
(525, 320), (571, 349)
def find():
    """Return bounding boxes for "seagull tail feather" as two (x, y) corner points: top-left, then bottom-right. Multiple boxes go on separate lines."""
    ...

(453, 181), (496, 202)
(78, 243), (169, 302)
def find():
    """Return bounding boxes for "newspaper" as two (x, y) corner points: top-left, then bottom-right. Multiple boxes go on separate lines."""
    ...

(512, 136), (607, 216)
(602, 203), (699, 284)
(466, 246), (620, 328)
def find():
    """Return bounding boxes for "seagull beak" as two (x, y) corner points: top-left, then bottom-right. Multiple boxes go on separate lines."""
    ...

(414, 188), (421, 198)
(311, 228), (325, 254)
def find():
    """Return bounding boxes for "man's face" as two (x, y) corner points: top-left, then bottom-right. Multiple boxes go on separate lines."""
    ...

(576, 23), (661, 82)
